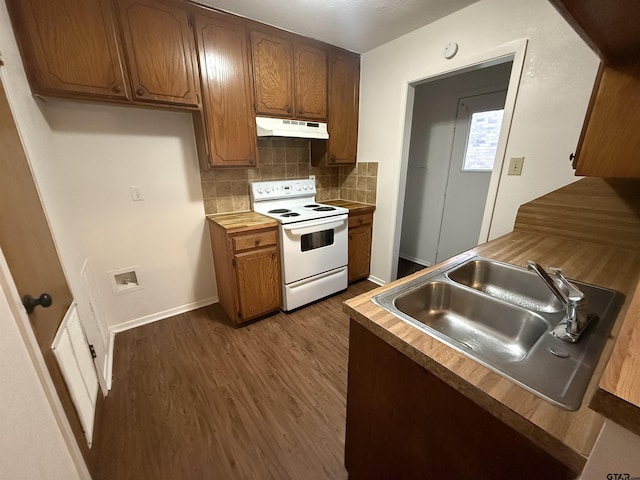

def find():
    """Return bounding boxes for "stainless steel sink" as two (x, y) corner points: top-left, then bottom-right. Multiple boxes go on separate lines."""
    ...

(373, 255), (623, 410)
(447, 258), (565, 313)
(394, 281), (549, 363)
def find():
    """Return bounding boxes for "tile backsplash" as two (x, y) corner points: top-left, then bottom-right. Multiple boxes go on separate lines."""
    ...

(338, 163), (378, 204)
(200, 137), (377, 215)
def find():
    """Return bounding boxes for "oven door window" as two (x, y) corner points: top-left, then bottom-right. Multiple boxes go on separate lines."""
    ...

(301, 229), (334, 252)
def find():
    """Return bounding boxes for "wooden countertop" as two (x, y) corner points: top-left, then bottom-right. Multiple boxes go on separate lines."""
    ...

(591, 279), (640, 436)
(206, 211), (277, 234)
(343, 178), (640, 472)
(323, 199), (375, 214)
(207, 200), (375, 233)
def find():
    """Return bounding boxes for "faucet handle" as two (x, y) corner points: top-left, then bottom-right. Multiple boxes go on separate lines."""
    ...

(548, 267), (584, 303)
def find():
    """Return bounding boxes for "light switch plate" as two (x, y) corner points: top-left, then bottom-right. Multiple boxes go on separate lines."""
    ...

(508, 157), (524, 176)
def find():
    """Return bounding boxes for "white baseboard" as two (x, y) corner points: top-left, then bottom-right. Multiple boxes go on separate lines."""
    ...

(106, 332), (115, 391)
(106, 296), (218, 389)
(110, 296), (219, 334)
(367, 275), (385, 286)
(399, 253), (432, 267)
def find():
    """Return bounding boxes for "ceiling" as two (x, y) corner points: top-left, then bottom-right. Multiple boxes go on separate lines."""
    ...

(196, 0), (480, 53)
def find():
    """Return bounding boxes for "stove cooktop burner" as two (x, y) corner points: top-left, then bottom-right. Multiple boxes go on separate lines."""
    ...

(304, 204), (320, 208)
(313, 206), (336, 211)
(281, 212), (300, 217)
(268, 208), (291, 214)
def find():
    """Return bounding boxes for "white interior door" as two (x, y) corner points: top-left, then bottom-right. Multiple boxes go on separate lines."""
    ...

(435, 90), (507, 263)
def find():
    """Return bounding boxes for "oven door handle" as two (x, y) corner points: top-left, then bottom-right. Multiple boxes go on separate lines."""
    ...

(282, 215), (348, 235)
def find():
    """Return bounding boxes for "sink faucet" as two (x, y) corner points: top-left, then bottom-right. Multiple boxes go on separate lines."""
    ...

(526, 261), (591, 343)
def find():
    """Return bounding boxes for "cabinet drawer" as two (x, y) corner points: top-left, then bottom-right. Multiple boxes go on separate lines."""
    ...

(349, 212), (373, 228)
(232, 230), (278, 252)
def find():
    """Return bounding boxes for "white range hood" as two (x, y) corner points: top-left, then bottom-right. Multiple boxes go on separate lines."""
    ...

(256, 116), (329, 139)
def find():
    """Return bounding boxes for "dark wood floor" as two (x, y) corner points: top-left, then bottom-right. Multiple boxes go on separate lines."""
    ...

(91, 280), (377, 480)
(397, 257), (427, 279)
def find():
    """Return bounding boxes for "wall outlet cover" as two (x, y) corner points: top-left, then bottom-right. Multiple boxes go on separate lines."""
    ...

(508, 157), (524, 175)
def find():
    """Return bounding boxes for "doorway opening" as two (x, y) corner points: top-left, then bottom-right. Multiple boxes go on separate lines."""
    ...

(397, 59), (514, 279)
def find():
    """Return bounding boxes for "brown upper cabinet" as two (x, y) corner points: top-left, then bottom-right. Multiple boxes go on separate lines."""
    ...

(252, 31), (295, 117)
(7, 0), (200, 109)
(192, 10), (258, 168)
(7, 0), (360, 169)
(549, 0), (640, 177)
(6, 0), (130, 100)
(251, 29), (328, 121)
(312, 49), (360, 166)
(294, 42), (329, 120)
(116, 0), (200, 107)
(572, 63), (640, 177)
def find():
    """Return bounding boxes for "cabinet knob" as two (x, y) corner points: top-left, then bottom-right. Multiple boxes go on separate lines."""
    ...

(248, 158), (256, 165)
(254, 239), (260, 246)
(298, 109), (304, 115)
(286, 106), (292, 114)
(330, 155), (336, 163)
(135, 87), (145, 96)
(112, 85), (123, 93)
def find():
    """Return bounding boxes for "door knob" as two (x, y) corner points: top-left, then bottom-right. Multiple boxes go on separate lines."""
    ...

(23, 293), (52, 313)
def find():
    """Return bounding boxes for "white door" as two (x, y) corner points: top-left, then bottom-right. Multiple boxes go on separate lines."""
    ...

(435, 90), (507, 262)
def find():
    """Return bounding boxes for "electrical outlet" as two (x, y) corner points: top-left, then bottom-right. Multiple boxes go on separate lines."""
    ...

(130, 185), (144, 201)
(508, 157), (524, 176)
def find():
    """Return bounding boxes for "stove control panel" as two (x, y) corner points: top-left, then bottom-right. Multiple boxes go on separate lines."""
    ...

(250, 179), (316, 201)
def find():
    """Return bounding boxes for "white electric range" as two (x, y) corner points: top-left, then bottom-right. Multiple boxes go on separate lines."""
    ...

(250, 179), (349, 311)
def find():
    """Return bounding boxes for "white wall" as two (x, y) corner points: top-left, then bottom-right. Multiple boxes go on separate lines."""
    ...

(41, 100), (217, 328)
(0, 251), (82, 480)
(0, 1), (217, 331)
(400, 62), (512, 265)
(359, 0), (600, 283)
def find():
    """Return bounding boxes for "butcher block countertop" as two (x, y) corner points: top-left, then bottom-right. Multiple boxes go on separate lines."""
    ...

(324, 199), (375, 214)
(592, 278), (640, 436)
(344, 178), (640, 472)
(206, 211), (277, 234)
(206, 201), (375, 233)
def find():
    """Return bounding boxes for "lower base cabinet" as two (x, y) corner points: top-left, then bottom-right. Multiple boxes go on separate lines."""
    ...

(208, 222), (281, 324)
(345, 321), (576, 479)
(348, 210), (373, 283)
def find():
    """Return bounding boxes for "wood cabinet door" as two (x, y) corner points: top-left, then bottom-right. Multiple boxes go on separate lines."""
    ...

(6, 0), (129, 100)
(327, 50), (360, 165)
(252, 31), (295, 117)
(294, 42), (328, 121)
(348, 225), (371, 282)
(574, 63), (640, 177)
(235, 246), (281, 321)
(194, 13), (258, 167)
(117, 0), (200, 107)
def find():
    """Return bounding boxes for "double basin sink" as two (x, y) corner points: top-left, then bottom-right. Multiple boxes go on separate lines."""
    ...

(372, 256), (623, 410)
